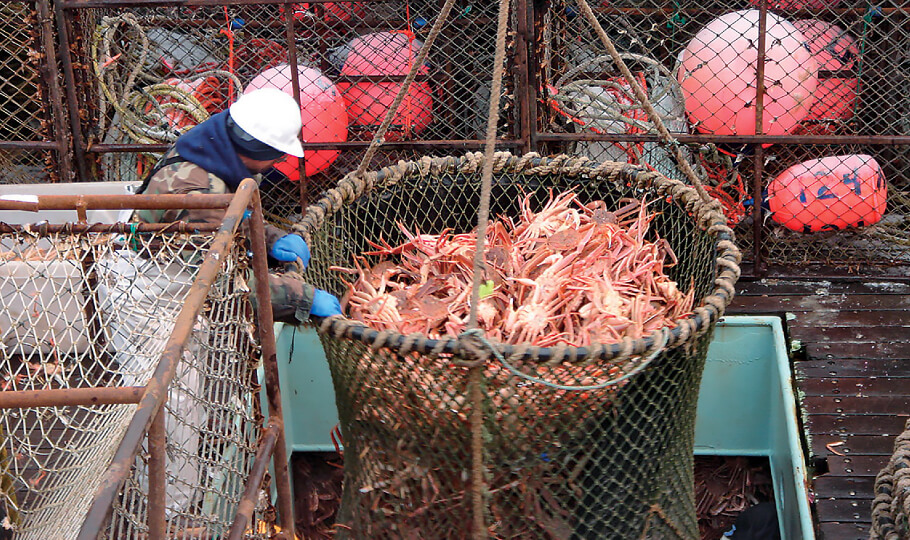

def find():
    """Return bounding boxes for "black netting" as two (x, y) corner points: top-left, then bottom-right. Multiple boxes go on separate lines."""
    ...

(300, 153), (739, 539)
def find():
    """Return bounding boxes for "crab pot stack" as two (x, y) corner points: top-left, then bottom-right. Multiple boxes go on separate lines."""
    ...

(300, 152), (740, 539)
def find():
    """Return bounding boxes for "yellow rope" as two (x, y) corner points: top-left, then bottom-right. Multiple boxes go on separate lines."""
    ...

(91, 14), (241, 159)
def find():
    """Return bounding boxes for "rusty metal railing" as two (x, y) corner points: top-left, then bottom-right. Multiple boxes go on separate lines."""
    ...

(0, 180), (295, 539)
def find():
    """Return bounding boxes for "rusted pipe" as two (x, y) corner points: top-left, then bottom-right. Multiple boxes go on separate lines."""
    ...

(86, 140), (527, 153)
(63, 0), (306, 6)
(75, 198), (88, 223)
(515, 0), (532, 155)
(147, 408), (167, 539)
(533, 133), (910, 145)
(0, 141), (59, 150)
(334, 73), (440, 83)
(282, 0), (308, 209)
(53, 0), (91, 182)
(63, 0), (453, 6)
(0, 193), (233, 212)
(752, 1), (768, 275)
(0, 386), (144, 409)
(247, 189), (296, 538)
(439, 0), (456, 140)
(76, 180), (256, 539)
(35, 0), (75, 183)
(0, 222), (220, 234)
(226, 422), (281, 540)
(527, 0), (540, 152)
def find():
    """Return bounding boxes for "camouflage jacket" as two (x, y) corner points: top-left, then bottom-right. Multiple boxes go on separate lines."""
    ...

(136, 147), (316, 324)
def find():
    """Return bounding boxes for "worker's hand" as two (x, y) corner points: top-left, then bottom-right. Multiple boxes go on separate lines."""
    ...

(310, 289), (342, 318)
(270, 234), (310, 267)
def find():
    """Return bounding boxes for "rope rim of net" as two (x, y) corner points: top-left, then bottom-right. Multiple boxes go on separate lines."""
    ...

(872, 418), (910, 539)
(300, 151), (742, 365)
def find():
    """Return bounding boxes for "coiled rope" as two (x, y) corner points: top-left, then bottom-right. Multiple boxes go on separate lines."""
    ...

(872, 418), (910, 539)
(552, 52), (684, 138)
(91, 14), (241, 150)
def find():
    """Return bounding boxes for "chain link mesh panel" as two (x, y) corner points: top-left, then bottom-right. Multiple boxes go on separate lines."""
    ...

(535, 1), (910, 270)
(0, 1), (60, 185)
(0, 226), (272, 538)
(73, 2), (520, 210)
(0, 2), (45, 144)
(301, 153), (737, 538)
(0, 151), (52, 186)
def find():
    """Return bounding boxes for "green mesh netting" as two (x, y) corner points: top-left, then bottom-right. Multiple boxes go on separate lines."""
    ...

(299, 152), (740, 539)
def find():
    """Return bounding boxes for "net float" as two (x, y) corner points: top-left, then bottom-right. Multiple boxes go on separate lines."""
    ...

(678, 9), (818, 137)
(768, 154), (887, 232)
(245, 64), (349, 179)
(793, 19), (859, 131)
(336, 31), (434, 141)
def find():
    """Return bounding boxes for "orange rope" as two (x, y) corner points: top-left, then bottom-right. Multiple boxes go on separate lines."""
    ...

(220, 7), (236, 103)
(697, 154), (749, 226)
(398, 1), (415, 139)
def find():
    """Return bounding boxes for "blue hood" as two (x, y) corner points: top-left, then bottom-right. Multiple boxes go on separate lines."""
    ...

(175, 110), (252, 190)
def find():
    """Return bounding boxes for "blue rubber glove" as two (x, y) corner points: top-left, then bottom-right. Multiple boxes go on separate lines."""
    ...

(310, 289), (342, 318)
(270, 234), (310, 267)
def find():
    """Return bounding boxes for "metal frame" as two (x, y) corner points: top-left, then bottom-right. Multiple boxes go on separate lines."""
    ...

(1, 0), (909, 278)
(0, 180), (296, 539)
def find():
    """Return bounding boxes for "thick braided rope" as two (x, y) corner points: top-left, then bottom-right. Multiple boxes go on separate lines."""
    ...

(449, 0), (514, 535)
(303, 152), (741, 369)
(872, 418), (910, 539)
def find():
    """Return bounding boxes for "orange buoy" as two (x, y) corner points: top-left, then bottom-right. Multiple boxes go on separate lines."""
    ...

(768, 154), (887, 232)
(336, 31), (433, 141)
(793, 19), (859, 132)
(245, 64), (348, 179)
(678, 10), (818, 136)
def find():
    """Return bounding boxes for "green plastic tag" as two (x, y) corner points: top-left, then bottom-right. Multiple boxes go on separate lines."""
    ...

(479, 280), (495, 299)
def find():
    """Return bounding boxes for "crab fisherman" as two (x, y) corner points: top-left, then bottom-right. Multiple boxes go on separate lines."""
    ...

(135, 87), (341, 322)
(97, 88), (340, 516)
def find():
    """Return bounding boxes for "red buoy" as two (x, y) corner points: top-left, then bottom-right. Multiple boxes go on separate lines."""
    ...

(768, 154), (887, 232)
(245, 64), (348, 179)
(336, 31), (433, 141)
(678, 10), (818, 137)
(793, 19), (859, 133)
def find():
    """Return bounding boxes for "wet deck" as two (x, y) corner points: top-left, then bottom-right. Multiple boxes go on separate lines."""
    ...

(728, 278), (910, 540)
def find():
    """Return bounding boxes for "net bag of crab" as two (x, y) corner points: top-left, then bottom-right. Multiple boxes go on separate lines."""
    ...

(298, 151), (741, 539)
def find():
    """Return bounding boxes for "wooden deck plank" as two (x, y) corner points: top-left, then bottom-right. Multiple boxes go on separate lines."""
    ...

(727, 279), (910, 535)
(816, 499), (874, 522)
(803, 396), (910, 414)
(824, 455), (890, 477)
(797, 359), (910, 378)
(807, 341), (910, 359)
(810, 434), (901, 456)
(729, 294), (910, 312)
(788, 310), (910, 328)
(812, 476), (876, 498)
(805, 414), (908, 435)
(788, 325), (910, 343)
(732, 280), (910, 297)
(817, 522), (870, 540)
(799, 377), (910, 396)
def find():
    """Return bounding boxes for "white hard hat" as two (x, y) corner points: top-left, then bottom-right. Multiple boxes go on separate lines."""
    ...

(228, 88), (305, 158)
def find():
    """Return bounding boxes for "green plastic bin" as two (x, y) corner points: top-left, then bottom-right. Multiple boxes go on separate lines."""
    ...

(269, 315), (814, 540)
(694, 316), (815, 540)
